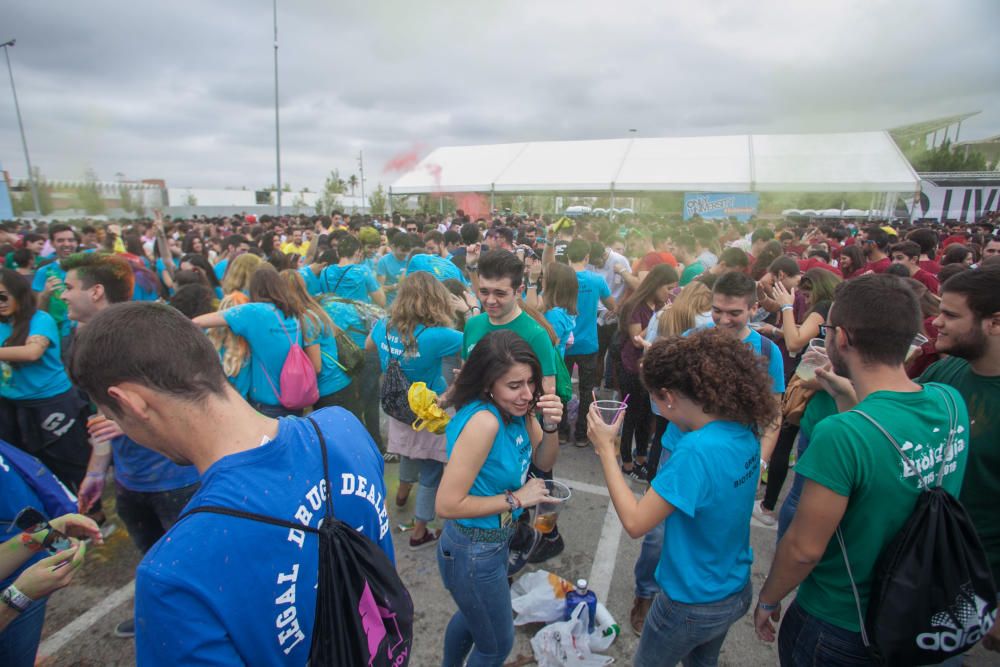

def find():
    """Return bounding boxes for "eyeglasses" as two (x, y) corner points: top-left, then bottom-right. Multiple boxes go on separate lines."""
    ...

(0, 293), (9, 303)
(819, 324), (852, 345)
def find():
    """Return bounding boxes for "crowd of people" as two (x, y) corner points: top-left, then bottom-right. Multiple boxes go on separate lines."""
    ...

(0, 205), (998, 666)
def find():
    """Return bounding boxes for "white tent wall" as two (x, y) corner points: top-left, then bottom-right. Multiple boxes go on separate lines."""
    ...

(390, 131), (919, 196)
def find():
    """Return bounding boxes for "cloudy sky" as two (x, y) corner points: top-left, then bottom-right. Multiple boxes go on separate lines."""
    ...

(1, 0), (998, 193)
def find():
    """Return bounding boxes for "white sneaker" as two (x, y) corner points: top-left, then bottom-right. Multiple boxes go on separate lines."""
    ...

(752, 501), (777, 526)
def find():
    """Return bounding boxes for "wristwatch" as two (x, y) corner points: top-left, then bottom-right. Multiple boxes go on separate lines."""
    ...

(2, 584), (33, 613)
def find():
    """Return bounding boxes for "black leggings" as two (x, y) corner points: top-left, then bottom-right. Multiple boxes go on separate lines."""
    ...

(619, 371), (652, 464)
(648, 416), (670, 475)
(762, 423), (800, 511)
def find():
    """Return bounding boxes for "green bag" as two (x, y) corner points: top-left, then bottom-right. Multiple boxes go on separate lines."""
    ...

(554, 353), (573, 405)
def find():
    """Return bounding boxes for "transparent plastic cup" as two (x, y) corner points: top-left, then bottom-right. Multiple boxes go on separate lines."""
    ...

(533, 480), (571, 534)
(795, 338), (828, 381)
(593, 387), (620, 403)
(906, 334), (929, 362)
(593, 400), (627, 428)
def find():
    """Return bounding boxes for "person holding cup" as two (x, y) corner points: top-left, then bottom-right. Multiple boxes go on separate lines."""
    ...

(435, 330), (563, 667)
(587, 329), (779, 667)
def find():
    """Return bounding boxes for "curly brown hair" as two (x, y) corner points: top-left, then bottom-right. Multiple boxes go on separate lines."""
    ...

(640, 329), (779, 434)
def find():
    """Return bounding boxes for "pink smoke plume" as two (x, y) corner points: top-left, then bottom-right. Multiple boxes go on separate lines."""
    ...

(382, 144), (427, 174)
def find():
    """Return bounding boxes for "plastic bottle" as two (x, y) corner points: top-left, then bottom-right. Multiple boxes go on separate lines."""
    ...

(565, 578), (598, 633)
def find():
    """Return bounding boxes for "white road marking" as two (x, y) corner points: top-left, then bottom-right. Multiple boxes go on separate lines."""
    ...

(37, 579), (135, 659)
(556, 477), (610, 498)
(588, 501), (623, 602)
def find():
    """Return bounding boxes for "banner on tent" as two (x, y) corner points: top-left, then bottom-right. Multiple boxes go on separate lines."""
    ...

(683, 192), (759, 221)
(910, 181), (1000, 222)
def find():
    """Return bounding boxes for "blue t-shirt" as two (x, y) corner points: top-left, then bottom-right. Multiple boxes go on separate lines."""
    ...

(0, 311), (72, 401)
(572, 270), (610, 355)
(213, 258), (229, 281)
(376, 254), (407, 305)
(31, 261), (64, 293)
(651, 420), (758, 603)
(544, 307), (576, 358)
(220, 346), (252, 398)
(314, 264), (379, 302)
(445, 400), (531, 531)
(133, 282), (160, 302)
(406, 254), (469, 285)
(112, 435), (200, 493)
(298, 266), (322, 295)
(222, 303), (303, 406)
(0, 449), (56, 587)
(32, 262), (73, 337)
(687, 324), (785, 393)
(303, 315), (351, 397)
(322, 300), (369, 348)
(370, 321), (463, 394)
(135, 408), (393, 665)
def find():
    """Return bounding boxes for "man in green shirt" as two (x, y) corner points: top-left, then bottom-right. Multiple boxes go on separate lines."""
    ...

(754, 274), (972, 663)
(919, 266), (1000, 653)
(461, 249), (563, 562)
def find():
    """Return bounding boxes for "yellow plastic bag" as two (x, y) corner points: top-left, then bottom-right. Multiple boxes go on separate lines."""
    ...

(408, 382), (450, 434)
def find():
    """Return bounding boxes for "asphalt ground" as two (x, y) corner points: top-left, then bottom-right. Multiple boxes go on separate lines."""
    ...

(33, 440), (997, 666)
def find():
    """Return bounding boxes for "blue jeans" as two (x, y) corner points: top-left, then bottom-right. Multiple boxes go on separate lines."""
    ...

(437, 521), (513, 666)
(777, 434), (809, 542)
(0, 598), (47, 667)
(399, 456), (443, 524)
(778, 599), (875, 666)
(634, 580), (752, 667)
(634, 520), (664, 599)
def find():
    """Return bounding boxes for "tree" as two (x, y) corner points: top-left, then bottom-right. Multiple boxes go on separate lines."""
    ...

(76, 169), (105, 215)
(317, 170), (346, 214)
(348, 174), (359, 196)
(369, 184), (387, 216)
(185, 192), (198, 207)
(908, 139), (989, 172)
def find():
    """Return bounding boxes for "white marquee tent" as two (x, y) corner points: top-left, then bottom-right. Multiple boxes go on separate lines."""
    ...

(389, 131), (919, 196)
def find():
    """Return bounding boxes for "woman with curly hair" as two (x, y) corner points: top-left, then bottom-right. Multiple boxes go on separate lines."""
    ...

(587, 329), (779, 667)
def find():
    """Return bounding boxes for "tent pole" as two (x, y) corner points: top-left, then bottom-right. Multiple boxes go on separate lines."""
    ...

(490, 185), (495, 212)
(388, 186), (393, 216)
(610, 183), (616, 219)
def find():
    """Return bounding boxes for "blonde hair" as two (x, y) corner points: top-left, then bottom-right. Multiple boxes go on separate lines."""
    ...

(208, 294), (251, 378)
(389, 272), (455, 352)
(658, 281), (711, 339)
(221, 253), (263, 295)
(279, 269), (337, 343)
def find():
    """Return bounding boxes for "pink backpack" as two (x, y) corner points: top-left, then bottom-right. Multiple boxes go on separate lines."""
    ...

(259, 309), (319, 410)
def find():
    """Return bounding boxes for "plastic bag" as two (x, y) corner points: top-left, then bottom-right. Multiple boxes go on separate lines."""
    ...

(530, 604), (614, 667)
(511, 570), (574, 625)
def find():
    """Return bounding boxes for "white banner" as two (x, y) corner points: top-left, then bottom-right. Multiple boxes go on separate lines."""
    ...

(910, 181), (1000, 222)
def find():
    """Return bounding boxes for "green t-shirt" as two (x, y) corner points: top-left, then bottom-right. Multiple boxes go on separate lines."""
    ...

(920, 356), (1000, 583)
(799, 390), (838, 440)
(679, 261), (705, 287)
(462, 310), (556, 378)
(794, 384), (970, 632)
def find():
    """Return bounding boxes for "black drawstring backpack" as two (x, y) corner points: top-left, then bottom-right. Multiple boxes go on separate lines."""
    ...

(838, 385), (997, 666)
(380, 325), (424, 425)
(182, 418), (413, 666)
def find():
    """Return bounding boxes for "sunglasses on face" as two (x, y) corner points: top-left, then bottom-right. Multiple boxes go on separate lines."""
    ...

(0, 293), (9, 303)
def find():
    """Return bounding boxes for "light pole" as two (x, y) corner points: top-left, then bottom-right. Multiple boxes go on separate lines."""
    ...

(357, 150), (366, 212)
(272, 1), (282, 217)
(2, 39), (41, 214)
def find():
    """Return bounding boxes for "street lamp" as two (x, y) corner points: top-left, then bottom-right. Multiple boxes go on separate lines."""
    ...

(2, 39), (41, 215)
(272, 1), (282, 217)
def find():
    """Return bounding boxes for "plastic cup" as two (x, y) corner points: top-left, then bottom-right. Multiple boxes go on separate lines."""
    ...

(594, 400), (627, 426)
(593, 387), (620, 403)
(533, 480), (571, 535)
(795, 339), (828, 381)
(906, 334), (929, 362)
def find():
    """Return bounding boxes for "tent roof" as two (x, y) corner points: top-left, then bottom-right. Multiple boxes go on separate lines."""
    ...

(390, 131), (919, 194)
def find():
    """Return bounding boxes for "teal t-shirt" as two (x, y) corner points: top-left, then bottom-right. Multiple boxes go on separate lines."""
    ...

(315, 264), (379, 302)
(651, 420), (758, 603)
(303, 315), (351, 397)
(794, 383), (970, 632)
(445, 400), (531, 531)
(0, 311), (72, 401)
(571, 270), (610, 355)
(406, 254), (469, 286)
(544, 307), (576, 358)
(376, 254), (407, 306)
(370, 321), (462, 394)
(222, 303), (303, 406)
